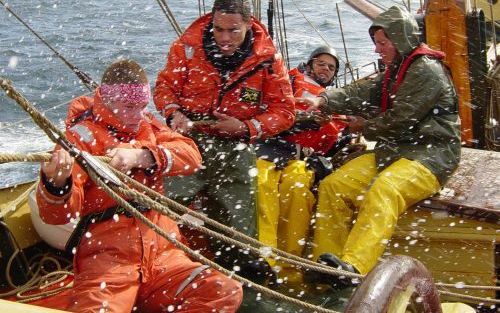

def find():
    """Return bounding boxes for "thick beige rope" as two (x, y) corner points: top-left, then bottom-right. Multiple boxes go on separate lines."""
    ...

(2, 77), (498, 307)
(0, 78), (342, 312)
(0, 152), (360, 279)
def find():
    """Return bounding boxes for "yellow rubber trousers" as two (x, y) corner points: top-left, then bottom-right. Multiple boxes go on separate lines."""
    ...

(311, 153), (440, 274)
(256, 159), (315, 282)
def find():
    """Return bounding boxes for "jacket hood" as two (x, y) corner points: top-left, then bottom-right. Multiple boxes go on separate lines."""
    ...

(369, 6), (420, 57)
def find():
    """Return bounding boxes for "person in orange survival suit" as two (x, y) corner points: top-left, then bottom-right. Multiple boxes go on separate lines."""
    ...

(154, 0), (295, 284)
(34, 59), (243, 313)
(255, 46), (350, 284)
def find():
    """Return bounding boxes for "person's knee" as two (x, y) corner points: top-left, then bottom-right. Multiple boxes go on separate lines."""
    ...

(317, 170), (344, 194)
(199, 271), (243, 307)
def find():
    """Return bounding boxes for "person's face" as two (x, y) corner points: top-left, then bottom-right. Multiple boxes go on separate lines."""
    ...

(310, 54), (337, 86)
(374, 29), (399, 66)
(106, 98), (148, 132)
(212, 11), (251, 56)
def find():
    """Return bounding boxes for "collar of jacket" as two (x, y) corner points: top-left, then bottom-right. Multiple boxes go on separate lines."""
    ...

(380, 44), (445, 112)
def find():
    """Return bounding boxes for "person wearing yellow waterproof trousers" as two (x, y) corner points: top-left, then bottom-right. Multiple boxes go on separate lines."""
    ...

(302, 6), (461, 288)
(256, 46), (350, 284)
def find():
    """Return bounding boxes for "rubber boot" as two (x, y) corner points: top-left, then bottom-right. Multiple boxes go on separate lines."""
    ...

(303, 253), (360, 289)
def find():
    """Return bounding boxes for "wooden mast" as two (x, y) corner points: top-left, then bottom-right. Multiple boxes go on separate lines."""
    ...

(424, 0), (476, 147)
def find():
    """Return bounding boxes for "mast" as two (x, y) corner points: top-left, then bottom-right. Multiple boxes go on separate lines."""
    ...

(425, 0), (488, 148)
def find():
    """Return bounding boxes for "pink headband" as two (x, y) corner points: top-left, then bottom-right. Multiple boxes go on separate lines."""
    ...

(100, 83), (150, 103)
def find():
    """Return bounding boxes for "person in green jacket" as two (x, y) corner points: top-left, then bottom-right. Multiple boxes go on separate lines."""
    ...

(301, 5), (461, 288)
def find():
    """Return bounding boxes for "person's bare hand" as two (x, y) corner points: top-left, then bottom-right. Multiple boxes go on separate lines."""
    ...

(210, 111), (248, 138)
(106, 148), (154, 173)
(170, 111), (193, 134)
(41, 149), (74, 187)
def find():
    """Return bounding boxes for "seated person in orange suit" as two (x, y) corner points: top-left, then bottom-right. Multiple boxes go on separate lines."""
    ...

(35, 59), (243, 312)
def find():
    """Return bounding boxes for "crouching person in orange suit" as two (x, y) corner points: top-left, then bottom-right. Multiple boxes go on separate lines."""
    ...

(34, 59), (243, 312)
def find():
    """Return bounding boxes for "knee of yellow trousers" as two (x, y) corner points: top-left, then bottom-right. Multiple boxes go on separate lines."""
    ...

(256, 159), (278, 183)
(342, 245), (384, 275)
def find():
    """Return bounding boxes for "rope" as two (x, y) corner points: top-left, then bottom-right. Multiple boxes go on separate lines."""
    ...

(0, 0), (98, 91)
(438, 290), (500, 305)
(155, 0), (183, 37)
(3, 151), (500, 306)
(0, 224), (73, 302)
(279, 0), (290, 69)
(0, 77), (342, 312)
(0, 150), (363, 279)
(87, 166), (340, 312)
(1, 78), (498, 306)
(435, 282), (500, 291)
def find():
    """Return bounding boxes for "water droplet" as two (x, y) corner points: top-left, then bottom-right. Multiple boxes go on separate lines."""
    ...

(248, 167), (258, 177)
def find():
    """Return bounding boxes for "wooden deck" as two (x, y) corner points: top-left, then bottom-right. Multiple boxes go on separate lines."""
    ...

(421, 147), (499, 221)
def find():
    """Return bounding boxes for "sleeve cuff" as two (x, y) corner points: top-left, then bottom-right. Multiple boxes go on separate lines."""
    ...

(245, 119), (263, 141)
(41, 172), (72, 197)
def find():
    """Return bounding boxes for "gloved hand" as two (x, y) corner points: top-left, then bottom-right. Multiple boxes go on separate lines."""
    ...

(287, 111), (329, 134)
(304, 153), (334, 184)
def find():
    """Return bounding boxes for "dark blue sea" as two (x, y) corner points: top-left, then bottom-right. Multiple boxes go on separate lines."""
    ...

(0, 0), (401, 187)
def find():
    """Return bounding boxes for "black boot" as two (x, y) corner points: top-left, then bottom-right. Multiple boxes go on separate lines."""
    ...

(239, 258), (277, 287)
(303, 253), (360, 289)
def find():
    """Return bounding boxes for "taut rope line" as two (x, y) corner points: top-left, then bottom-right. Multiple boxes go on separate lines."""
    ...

(0, 153), (361, 280)
(2, 155), (499, 306)
(0, 77), (343, 312)
(0, 77), (362, 280)
(1, 78), (499, 306)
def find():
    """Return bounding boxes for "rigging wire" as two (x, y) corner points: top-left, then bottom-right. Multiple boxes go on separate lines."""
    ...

(289, 0), (350, 67)
(252, 0), (261, 21)
(267, 0), (274, 39)
(365, 0), (387, 11)
(279, 0), (290, 69)
(336, 3), (356, 84)
(273, 0), (289, 68)
(289, 0), (333, 50)
(0, 0), (97, 91)
(155, 0), (183, 37)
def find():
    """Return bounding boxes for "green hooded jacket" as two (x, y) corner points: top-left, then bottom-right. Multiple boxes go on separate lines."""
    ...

(321, 6), (461, 184)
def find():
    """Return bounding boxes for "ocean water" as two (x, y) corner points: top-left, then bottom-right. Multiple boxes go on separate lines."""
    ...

(0, 0), (402, 186)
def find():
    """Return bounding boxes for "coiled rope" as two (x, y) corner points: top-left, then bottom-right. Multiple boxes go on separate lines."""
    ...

(0, 219), (73, 302)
